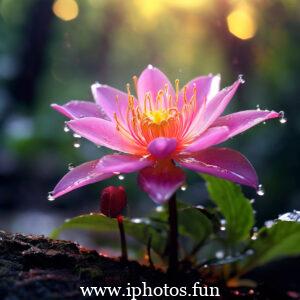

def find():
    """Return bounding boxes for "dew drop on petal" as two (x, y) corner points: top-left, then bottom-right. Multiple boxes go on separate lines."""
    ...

(73, 133), (82, 138)
(147, 64), (153, 69)
(96, 145), (102, 149)
(256, 184), (264, 196)
(215, 250), (225, 259)
(263, 121), (266, 125)
(238, 74), (245, 84)
(48, 192), (55, 201)
(118, 174), (125, 180)
(73, 142), (81, 148)
(180, 184), (187, 191)
(279, 111), (287, 124)
(64, 125), (70, 132)
(68, 163), (74, 170)
(256, 104), (261, 111)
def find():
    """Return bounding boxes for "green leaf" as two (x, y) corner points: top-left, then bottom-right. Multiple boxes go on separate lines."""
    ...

(202, 175), (254, 242)
(150, 203), (213, 244)
(242, 221), (300, 271)
(178, 207), (213, 244)
(51, 214), (166, 255)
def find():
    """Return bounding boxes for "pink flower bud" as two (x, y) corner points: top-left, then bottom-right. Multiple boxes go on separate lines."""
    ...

(100, 186), (127, 218)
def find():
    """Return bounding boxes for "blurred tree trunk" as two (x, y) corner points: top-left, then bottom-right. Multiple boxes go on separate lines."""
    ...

(8, 0), (54, 110)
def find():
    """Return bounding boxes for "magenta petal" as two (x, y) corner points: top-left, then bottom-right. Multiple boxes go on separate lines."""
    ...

(138, 161), (186, 204)
(176, 147), (258, 188)
(96, 154), (153, 174)
(92, 83), (134, 122)
(147, 137), (177, 159)
(67, 117), (140, 154)
(212, 110), (280, 139)
(185, 126), (229, 152)
(137, 65), (175, 105)
(200, 79), (241, 132)
(178, 74), (220, 108)
(52, 159), (112, 199)
(51, 101), (107, 119)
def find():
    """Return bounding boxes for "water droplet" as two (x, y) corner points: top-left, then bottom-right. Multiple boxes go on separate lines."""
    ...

(64, 125), (70, 132)
(156, 206), (164, 212)
(278, 210), (300, 222)
(256, 184), (264, 196)
(131, 218), (142, 224)
(48, 192), (55, 201)
(245, 249), (254, 256)
(203, 264), (208, 268)
(68, 163), (74, 170)
(256, 104), (261, 111)
(73, 142), (81, 148)
(180, 184), (187, 191)
(251, 234), (257, 240)
(264, 220), (274, 228)
(215, 250), (225, 259)
(118, 174), (125, 180)
(263, 121), (266, 125)
(65, 218), (70, 223)
(220, 219), (226, 225)
(250, 199), (255, 204)
(73, 133), (81, 138)
(147, 64), (153, 69)
(90, 212), (94, 216)
(96, 145), (102, 149)
(238, 74), (245, 84)
(220, 226), (226, 231)
(279, 111), (287, 124)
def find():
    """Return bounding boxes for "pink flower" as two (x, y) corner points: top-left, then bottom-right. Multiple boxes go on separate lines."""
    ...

(50, 65), (279, 204)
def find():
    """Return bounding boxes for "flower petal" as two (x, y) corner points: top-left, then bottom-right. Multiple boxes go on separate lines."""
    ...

(176, 147), (258, 188)
(147, 137), (177, 159)
(52, 155), (153, 199)
(52, 159), (112, 199)
(51, 101), (107, 119)
(91, 83), (134, 122)
(67, 117), (141, 154)
(138, 161), (186, 204)
(211, 110), (280, 139)
(178, 74), (220, 108)
(96, 154), (153, 174)
(184, 126), (229, 152)
(137, 65), (175, 107)
(200, 79), (242, 132)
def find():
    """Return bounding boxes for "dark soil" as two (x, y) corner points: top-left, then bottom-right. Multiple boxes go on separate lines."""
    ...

(0, 231), (296, 299)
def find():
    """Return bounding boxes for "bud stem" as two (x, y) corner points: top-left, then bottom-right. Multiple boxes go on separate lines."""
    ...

(167, 193), (178, 275)
(117, 215), (128, 261)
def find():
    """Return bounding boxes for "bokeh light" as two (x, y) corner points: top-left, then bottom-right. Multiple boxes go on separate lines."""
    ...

(227, 5), (257, 40)
(52, 0), (79, 21)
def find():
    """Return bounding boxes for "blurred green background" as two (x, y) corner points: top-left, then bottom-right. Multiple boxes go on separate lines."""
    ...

(0, 0), (299, 247)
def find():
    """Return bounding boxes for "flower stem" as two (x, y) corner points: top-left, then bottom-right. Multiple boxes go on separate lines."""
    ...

(117, 215), (128, 261)
(167, 193), (178, 274)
